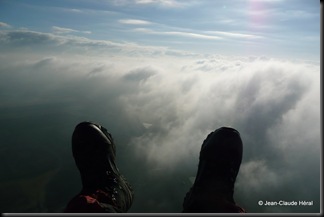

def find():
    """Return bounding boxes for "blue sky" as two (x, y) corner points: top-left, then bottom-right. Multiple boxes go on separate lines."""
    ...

(0, 0), (320, 60)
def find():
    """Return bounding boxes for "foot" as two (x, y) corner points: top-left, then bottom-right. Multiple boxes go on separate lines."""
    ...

(66, 121), (134, 212)
(183, 127), (245, 213)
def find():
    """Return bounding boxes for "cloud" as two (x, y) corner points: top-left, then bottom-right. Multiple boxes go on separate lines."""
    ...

(68, 8), (83, 13)
(52, 26), (78, 34)
(52, 26), (91, 35)
(111, 0), (197, 8)
(0, 30), (65, 49)
(0, 29), (320, 213)
(122, 67), (157, 82)
(122, 57), (318, 162)
(272, 8), (318, 21)
(133, 0), (187, 8)
(119, 19), (152, 25)
(119, 57), (320, 213)
(0, 22), (11, 28)
(134, 28), (223, 40)
(0, 29), (173, 56)
(205, 31), (264, 40)
(165, 31), (222, 40)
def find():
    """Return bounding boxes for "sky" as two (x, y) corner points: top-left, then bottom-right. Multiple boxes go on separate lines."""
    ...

(0, 0), (320, 60)
(0, 0), (321, 214)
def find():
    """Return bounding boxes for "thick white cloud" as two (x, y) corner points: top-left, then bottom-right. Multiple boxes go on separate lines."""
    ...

(0, 30), (320, 213)
(119, 57), (319, 167)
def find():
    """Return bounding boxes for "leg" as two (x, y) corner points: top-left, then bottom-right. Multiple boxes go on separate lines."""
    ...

(182, 127), (245, 213)
(64, 121), (134, 213)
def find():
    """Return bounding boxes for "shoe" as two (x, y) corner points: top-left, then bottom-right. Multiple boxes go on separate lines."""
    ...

(182, 127), (245, 213)
(66, 121), (134, 212)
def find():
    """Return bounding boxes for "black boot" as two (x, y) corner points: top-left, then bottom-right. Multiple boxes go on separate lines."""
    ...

(65, 121), (134, 213)
(183, 127), (245, 213)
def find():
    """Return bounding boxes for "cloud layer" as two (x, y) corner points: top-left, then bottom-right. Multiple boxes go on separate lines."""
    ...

(0, 30), (320, 213)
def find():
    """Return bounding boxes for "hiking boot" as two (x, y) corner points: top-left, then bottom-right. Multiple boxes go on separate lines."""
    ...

(68, 121), (134, 212)
(182, 127), (245, 213)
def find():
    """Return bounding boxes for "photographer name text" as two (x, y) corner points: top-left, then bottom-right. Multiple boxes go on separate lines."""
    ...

(258, 200), (313, 206)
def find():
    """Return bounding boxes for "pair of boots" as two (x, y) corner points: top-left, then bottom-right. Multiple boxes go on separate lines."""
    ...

(64, 121), (245, 213)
